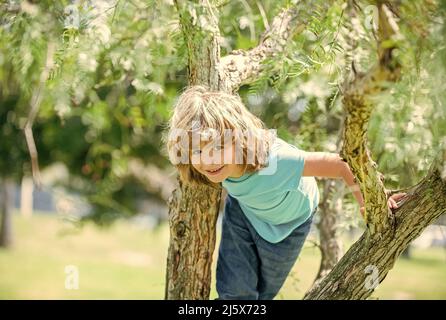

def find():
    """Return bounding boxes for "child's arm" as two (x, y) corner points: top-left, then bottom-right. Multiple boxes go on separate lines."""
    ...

(302, 152), (405, 213)
(302, 152), (365, 208)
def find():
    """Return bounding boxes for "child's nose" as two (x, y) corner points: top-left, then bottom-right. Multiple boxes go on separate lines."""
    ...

(201, 150), (222, 165)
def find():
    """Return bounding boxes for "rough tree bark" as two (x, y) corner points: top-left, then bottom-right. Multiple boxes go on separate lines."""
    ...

(165, 0), (311, 299)
(311, 180), (344, 287)
(0, 178), (14, 248)
(20, 176), (33, 218)
(304, 3), (446, 299)
(165, 0), (222, 300)
(312, 179), (344, 287)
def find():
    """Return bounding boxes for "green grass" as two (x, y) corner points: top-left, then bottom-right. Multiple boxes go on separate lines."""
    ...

(0, 214), (445, 299)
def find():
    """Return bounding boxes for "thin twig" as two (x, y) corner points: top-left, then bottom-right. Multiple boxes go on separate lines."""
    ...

(24, 42), (55, 189)
(256, 1), (269, 30)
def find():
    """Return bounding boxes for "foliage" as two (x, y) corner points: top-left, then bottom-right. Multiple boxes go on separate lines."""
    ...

(0, 0), (444, 225)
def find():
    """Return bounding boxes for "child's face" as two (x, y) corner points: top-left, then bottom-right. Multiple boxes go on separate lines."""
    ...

(191, 139), (244, 183)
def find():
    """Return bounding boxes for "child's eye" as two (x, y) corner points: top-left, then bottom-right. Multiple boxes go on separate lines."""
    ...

(192, 149), (201, 155)
(213, 145), (223, 151)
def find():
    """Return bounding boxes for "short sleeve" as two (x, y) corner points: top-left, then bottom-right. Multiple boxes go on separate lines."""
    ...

(222, 138), (307, 208)
(222, 137), (318, 242)
(257, 142), (306, 192)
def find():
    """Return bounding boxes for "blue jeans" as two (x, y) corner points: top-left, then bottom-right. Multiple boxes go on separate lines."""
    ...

(216, 194), (315, 300)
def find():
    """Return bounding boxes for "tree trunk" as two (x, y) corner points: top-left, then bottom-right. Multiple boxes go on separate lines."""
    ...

(20, 175), (33, 218)
(0, 178), (14, 248)
(165, 178), (221, 299)
(311, 179), (344, 288)
(165, 0), (223, 300)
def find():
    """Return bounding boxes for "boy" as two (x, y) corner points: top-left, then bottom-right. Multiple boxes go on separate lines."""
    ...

(164, 86), (404, 299)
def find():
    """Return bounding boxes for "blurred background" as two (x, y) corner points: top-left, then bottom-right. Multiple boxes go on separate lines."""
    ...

(0, 0), (445, 299)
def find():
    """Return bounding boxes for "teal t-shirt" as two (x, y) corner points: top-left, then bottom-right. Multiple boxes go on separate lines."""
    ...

(222, 137), (320, 243)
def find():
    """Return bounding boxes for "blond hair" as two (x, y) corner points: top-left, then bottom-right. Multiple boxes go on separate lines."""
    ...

(162, 85), (275, 187)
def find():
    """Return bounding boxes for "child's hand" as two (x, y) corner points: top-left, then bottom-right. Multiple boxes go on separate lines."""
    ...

(387, 192), (406, 210)
(359, 192), (406, 217)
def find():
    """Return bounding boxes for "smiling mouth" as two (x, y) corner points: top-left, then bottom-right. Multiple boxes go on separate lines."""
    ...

(205, 166), (224, 175)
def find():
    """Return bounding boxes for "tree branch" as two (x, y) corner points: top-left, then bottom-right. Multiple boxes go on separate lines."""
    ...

(24, 41), (55, 189)
(218, 3), (311, 92)
(174, 0), (221, 88)
(340, 3), (402, 236)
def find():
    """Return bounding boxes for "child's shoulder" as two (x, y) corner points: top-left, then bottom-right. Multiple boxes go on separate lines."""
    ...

(271, 137), (305, 161)
(253, 138), (305, 178)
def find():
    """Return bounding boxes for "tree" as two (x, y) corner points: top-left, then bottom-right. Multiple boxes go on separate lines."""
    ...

(0, 3), (59, 247)
(0, 1), (182, 228)
(0, 179), (14, 247)
(304, 1), (446, 299)
(1, 0), (444, 299)
(165, 0), (446, 300)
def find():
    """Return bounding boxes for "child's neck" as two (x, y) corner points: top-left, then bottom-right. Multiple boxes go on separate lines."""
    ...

(229, 165), (247, 178)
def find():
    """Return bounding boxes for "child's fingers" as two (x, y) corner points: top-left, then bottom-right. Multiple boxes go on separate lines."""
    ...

(388, 198), (397, 209)
(389, 192), (407, 209)
(392, 192), (406, 201)
(391, 198), (398, 208)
